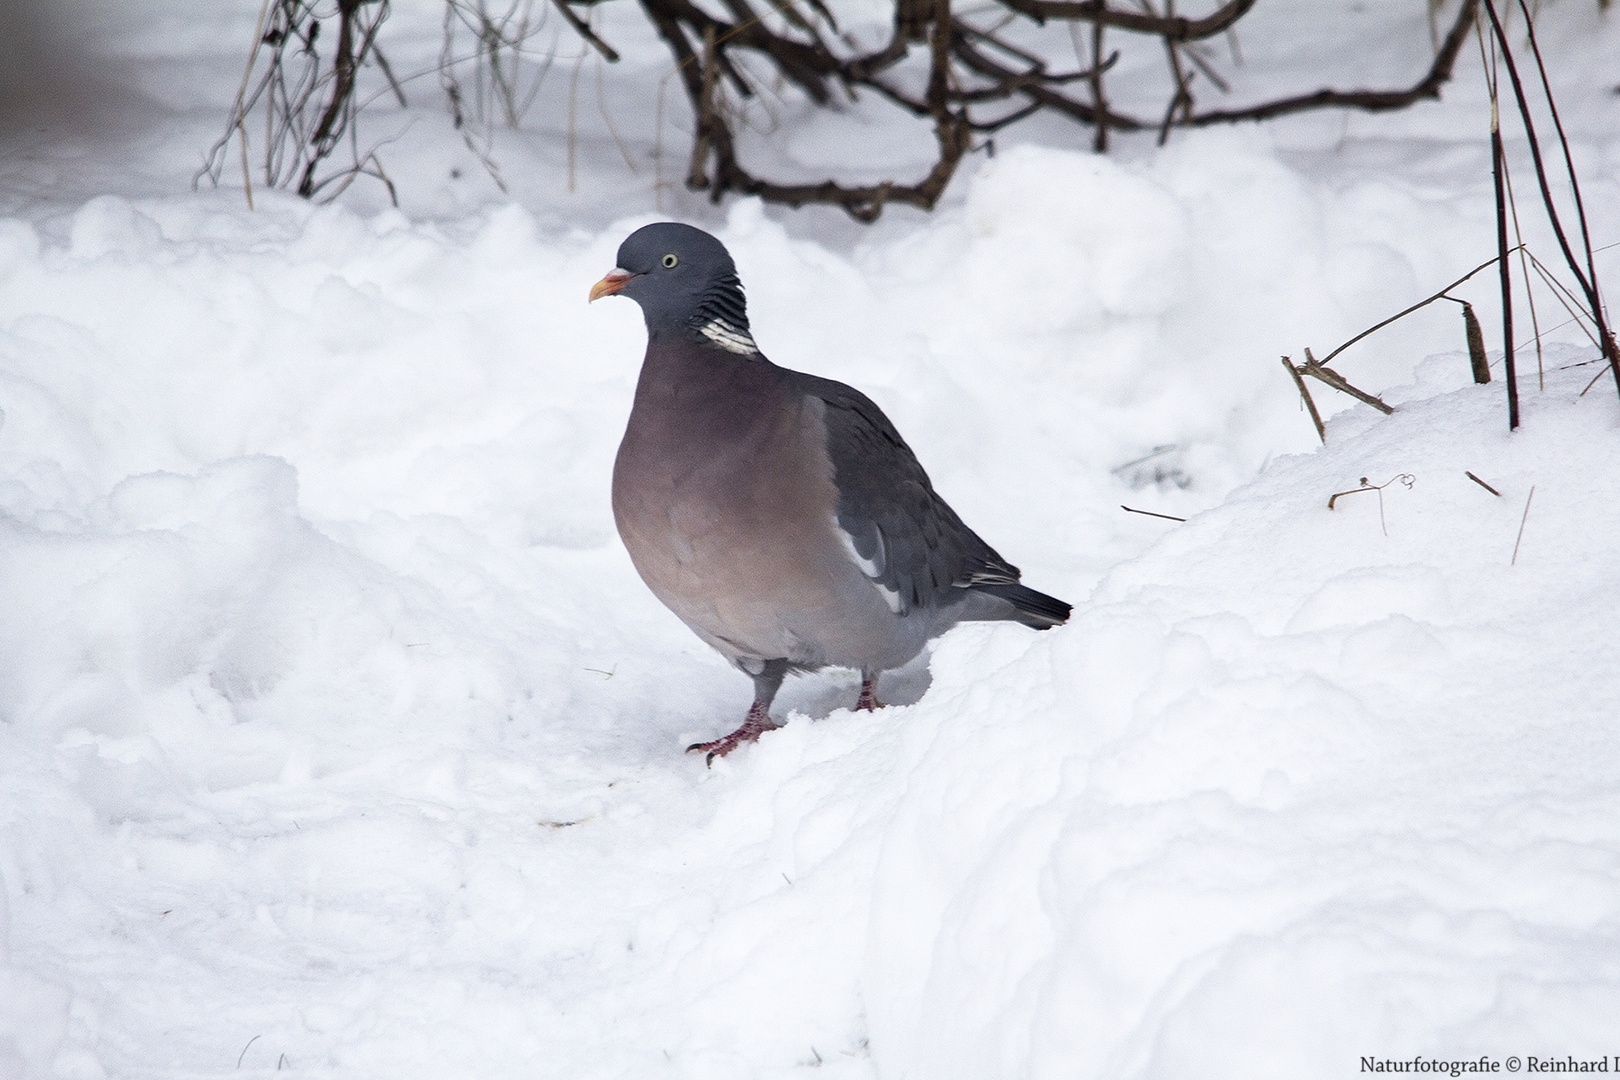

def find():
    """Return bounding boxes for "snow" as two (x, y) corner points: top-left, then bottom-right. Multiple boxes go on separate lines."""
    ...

(3, 0), (1620, 1077)
(866, 356), (1620, 1078)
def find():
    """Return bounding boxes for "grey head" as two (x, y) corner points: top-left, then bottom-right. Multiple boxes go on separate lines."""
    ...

(588, 222), (755, 351)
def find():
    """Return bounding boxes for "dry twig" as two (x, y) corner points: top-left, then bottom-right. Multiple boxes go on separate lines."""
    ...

(1511, 484), (1534, 564)
(1300, 347), (1394, 415)
(1281, 355), (1326, 443)
(1121, 505), (1186, 522)
(197, 0), (401, 205)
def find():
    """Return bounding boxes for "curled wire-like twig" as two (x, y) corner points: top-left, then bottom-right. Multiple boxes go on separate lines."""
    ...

(1327, 473), (1415, 536)
(1328, 473), (1415, 510)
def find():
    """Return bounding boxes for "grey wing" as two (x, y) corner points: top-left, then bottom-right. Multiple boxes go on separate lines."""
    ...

(790, 372), (1021, 616)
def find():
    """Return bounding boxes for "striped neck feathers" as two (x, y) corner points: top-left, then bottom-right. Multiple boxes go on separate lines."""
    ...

(689, 270), (757, 355)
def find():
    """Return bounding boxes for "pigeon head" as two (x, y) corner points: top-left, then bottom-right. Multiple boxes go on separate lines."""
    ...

(589, 223), (754, 349)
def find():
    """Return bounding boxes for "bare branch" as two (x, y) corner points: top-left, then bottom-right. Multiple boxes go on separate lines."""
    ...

(1178, 0), (1478, 127)
(552, 0), (621, 61)
(997, 0), (1256, 40)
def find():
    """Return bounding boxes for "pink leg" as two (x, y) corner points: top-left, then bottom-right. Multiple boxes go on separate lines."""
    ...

(687, 701), (775, 766)
(856, 676), (884, 712)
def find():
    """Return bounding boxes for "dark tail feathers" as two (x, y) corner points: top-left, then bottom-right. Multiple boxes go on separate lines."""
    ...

(974, 583), (1072, 629)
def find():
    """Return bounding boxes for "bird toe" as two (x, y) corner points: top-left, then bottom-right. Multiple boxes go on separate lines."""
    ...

(685, 706), (775, 766)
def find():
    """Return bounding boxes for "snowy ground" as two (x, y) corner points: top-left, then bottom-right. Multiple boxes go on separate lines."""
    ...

(3, 1), (1620, 1077)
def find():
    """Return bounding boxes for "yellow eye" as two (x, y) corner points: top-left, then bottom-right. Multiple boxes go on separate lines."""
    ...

(662, 253), (678, 268)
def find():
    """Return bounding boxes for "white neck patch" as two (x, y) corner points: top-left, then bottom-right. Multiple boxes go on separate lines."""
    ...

(699, 318), (759, 355)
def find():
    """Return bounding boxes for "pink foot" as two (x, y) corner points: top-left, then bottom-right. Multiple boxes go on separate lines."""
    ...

(687, 701), (775, 766)
(856, 677), (885, 712)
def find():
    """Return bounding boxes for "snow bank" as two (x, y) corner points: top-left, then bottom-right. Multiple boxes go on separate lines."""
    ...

(861, 355), (1620, 1078)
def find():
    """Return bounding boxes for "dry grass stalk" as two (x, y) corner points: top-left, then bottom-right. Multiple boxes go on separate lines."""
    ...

(1480, 0), (1620, 402)
(1511, 484), (1534, 564)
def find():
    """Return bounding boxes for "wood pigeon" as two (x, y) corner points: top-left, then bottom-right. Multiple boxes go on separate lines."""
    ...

(591, 222), (1070, 762)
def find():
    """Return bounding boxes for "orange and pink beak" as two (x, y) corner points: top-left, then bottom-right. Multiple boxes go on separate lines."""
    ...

(589, 269), (635, 303)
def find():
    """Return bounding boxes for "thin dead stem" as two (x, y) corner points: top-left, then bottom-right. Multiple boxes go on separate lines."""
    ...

(198, 0), (400, 207)
(1281, 356), (1326, 443)
(1511, 484), (1534, 564)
